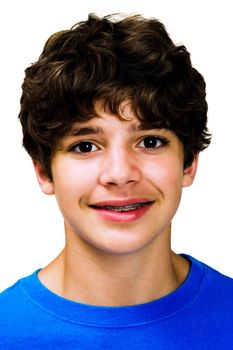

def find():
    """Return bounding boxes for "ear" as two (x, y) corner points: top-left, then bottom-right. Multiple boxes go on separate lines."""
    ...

(33, 161), (54, 195)
(182, 154), (199, 188)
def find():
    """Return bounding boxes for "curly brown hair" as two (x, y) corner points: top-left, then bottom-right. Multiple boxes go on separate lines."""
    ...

(19, 13), (211, 179)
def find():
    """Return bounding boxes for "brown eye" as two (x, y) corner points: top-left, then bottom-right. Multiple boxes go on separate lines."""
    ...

(73, 141), (98, 153)
(139, 136), (167, 148)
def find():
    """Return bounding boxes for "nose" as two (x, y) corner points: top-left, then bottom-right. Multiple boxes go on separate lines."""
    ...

(98, 147), (142, 188)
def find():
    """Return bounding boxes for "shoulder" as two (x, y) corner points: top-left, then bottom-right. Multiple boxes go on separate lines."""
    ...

(186, 254), (233, 283)
(205, 262), (233, 298)
(0, 271), (38, 325)
(0, 279), (23, 307)
(200, 258), (233, 290)
(187, 255), (233, 312)
(0, 279), (25, 340)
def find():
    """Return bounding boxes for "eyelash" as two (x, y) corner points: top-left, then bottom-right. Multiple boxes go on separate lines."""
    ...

(138, 136), (169, 150)
(69, 136), (169, 154)
(70, 141), (98, 154)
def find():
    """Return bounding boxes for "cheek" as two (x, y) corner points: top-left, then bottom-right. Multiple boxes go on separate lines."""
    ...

(145, 157), (184, 189)
(52, 159), (98, 203)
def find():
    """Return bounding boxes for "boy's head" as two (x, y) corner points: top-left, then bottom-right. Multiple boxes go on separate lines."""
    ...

(19, 13), (211, 180)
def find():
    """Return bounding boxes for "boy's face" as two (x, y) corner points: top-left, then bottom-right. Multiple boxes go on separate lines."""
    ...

(34, 101), (197, 255)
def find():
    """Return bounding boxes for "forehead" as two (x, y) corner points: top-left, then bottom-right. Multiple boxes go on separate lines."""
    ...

(68, 120), (144, 138)
(68, 116), (160, 138)
(95, 99), (135, 120)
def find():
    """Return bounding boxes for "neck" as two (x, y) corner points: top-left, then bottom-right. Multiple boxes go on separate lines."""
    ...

(38, 226), (190, 307)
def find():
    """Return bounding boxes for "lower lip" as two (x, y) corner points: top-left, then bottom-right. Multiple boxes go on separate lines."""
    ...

(91, 204), (152, 222)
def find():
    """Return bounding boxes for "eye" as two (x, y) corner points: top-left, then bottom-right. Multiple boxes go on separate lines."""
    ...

(71, 141), (98, 154)
(138, 136), (168, 149)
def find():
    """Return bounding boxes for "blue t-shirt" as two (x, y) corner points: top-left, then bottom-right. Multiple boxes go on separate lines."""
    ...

(1, 255), (233, 349)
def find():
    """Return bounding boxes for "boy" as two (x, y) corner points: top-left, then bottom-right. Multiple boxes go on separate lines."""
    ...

(1, 13), (233, 349)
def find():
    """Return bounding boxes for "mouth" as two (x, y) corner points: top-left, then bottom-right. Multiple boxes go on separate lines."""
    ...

(89, 200), (154, 222)
(90, 201), (153, 212)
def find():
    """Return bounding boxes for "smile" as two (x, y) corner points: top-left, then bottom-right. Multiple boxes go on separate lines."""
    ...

(91, 202), (152, 212)
(90, 200), (154, 222)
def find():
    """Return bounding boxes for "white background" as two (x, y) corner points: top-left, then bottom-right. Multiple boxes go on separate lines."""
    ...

(0, 0), (232, 292)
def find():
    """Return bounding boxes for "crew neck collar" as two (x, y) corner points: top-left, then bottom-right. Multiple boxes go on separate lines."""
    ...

(20, 254), (207, 327)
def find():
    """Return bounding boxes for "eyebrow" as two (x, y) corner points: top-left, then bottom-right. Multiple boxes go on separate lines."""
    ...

(69, 126), (104, 137)
(129, 122), (160, 132)
(68, 123), (163, 137)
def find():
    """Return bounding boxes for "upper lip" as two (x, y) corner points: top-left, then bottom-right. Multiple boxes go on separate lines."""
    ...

(90, 198), (154, 207)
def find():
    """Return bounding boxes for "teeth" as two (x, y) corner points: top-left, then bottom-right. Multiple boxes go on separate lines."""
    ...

(101, 202), (147, 212)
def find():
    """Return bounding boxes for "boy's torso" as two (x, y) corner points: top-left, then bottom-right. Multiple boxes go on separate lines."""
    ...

(1, 255), (233, 349)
